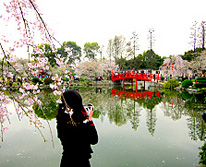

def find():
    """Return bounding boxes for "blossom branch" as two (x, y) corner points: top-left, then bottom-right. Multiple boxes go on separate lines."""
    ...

(28, 0), (61, 47)
(8, 90), (47, 142)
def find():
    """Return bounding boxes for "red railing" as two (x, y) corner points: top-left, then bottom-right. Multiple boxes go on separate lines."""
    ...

(111, 72), (159, 81)
(112, 89), (160, 100)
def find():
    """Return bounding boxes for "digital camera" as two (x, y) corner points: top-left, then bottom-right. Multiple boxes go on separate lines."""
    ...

(84, 104), (94, 112)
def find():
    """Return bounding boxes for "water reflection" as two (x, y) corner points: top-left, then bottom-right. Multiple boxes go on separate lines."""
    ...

(2, 86), (206, 166)
(111, 88), (162, 135)
(32, 86), (206, 143)
(33, 88), (59, 120)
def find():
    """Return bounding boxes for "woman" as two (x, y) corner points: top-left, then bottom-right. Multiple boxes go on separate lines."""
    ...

(56, 90), (98, 167)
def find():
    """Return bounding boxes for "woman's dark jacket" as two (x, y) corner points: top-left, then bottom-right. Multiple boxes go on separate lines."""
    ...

(56, 113), (98, 159)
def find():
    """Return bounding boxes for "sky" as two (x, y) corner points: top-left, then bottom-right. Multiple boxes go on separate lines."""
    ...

(35, 0), (206, 58)
(1, 0), (206, 59)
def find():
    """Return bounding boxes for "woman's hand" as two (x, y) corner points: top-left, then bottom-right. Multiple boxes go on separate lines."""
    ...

(88, 107), (93, 121)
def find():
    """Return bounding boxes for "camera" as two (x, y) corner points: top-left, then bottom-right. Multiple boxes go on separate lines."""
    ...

(83, 104), (94, 112)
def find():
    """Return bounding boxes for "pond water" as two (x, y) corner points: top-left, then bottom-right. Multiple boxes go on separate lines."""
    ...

(1, 86), (206, 167)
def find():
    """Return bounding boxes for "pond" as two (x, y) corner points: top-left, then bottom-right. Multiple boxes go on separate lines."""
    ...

(1, 85), (206, 167)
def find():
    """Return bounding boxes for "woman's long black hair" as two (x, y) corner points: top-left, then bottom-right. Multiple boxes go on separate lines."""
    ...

(56, 90), (87, 122)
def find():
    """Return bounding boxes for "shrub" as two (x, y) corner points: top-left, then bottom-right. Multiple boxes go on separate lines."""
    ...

(44, 77), (53, 85)
(196, 77), (206, 83)
(79, 78), (86, 81)
(199, 142), (206, 165)
(43, 88), (53, 94)
(182, 79), (193, 88)
(197, 77), (206, 80)
(164, 79), (179, 89)
(181, 91), (193, 100)
(194, 83), (206, 88)
(196, 80), (206, 83)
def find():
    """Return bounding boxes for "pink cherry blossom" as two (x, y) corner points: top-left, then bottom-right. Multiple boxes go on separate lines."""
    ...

(27, 98), (34, 105)
(7, 72), (14, 79)
(56, 99), (62, 104)
(0, 0), (75, 141)
(50, 83), (58, 90)
(53, 90), (62, 96)
(19, 88), (25, 93)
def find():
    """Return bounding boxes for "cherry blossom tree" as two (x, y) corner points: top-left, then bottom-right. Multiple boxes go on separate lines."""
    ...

(0, 0), (75, 143)
(75, 59), (118, 79)
(189, 50), (206, 74)
(162, 55), (189, 79)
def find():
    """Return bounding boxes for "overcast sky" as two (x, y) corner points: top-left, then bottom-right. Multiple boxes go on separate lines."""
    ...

(36, 0), (206, 58)
(2, 0), (206, 59)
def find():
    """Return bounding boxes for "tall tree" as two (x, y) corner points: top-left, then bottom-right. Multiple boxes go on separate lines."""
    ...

(127, 31), (139, 59)
(181, 47), (205, 62)
(162, 55), (188, 78)
(190, 21), (198, 52)
(189, 50), (206, 74)
(142, 50), (163, 70)
(99, 45), (104, 60)
(75, 59), (117, 78)
(124, 54), (143, 70)
(198, 21), (206, 49)
(148, 28), (155, 50)
(106, 39), (113, 62)
(57, 41), (82, 62)
(83, 42), (100, 59)
(33, 43), (56, 67)
(112, 35), (126, 70)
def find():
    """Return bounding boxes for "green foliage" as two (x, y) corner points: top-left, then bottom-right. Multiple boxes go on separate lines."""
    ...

(138, 96), (162, 111)
(57, 41), (82, 63)
(197, 80), (206, 83)
(194, 83), (206, 88)
(92, 109), (101, 118)
(181, 91), (193, 100)
(33, 104), (56, 120)
(199, 142), (206, 165)
(32, 77), (42, 84)
(182, 79), (193, 88)
(164, 79), (179, 89)
(116, 57), (126, 69)
(83, 42), (100, 59)
(33, 44), (56, 67)
(194, 77), (206, 88)
(123, 49), (164, 70)
(79, 78), (86, 81)
(44, 77), (53, 85)
(181, 48), (205, 62)
(197, 77), (206, 81)
(43, 88), (53, 94)
(194, 92), (206, 104)
(163, 89), (179, 98)
(33, 91), (59, 120)
(142, 50), (164, 70)
(6, 79), (10, 85)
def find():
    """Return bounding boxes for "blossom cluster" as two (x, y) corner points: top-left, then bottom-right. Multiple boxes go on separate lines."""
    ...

(0, 0), (74, 141)
(0, 93), (11, 138)
(162, 55), (188, 78)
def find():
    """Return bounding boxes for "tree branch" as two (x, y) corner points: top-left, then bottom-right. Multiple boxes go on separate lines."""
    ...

(28, 0), (62, 47)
